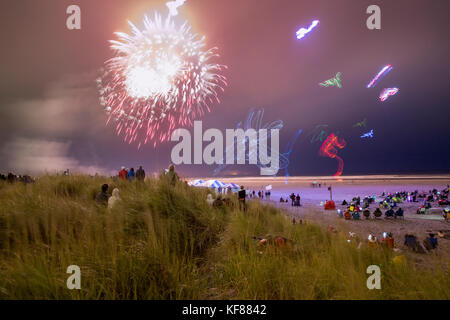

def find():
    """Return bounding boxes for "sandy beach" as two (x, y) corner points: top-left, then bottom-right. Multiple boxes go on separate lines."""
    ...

(212, 175), (450, 258)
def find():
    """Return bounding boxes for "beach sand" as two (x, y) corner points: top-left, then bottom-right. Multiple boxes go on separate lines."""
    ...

(211, 175), (450, 259)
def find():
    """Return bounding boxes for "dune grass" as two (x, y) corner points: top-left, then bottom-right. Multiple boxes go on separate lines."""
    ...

(0, 175), (448, 300)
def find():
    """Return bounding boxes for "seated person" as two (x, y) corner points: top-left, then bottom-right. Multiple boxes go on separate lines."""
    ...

(385, 208), (395, 218)
(280, 197), (285, 203)
(404, 234), (425, 253)
(344, 211), (352, 220)
(382, 232), (395, 249)
(444, 208), (450, 220)
(373, 208), (382, 218)
(395, 207), (404, 218)
(417, 207), (427, 214)
(95, 184), (110, 205)
(363, 209), (371, 219)
(341, 200), (348, 206)
(423, 233), (438, 251)
(352, 211), (360, 220)
(213, 195), (224, 208)
(368, 234), (379, 248)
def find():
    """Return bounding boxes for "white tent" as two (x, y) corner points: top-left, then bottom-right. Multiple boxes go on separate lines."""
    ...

(203, 179), (227, 188)
(227, 182), (240, 189)
(188, 179), (205, 186)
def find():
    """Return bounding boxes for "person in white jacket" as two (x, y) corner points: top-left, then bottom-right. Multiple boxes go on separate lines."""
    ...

(206, 194), (214, 206)
(108, 188), (121, 209)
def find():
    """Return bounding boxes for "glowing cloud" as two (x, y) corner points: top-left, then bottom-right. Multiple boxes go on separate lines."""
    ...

(367, 65), (392, 88)
(379, 88), (399, 102)
(296, 20), (319, 40)
(319, 72), (342, 88)
(319, 133), (347, 177)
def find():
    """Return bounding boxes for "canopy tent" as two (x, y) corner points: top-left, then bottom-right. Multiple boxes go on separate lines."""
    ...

(203, 179), (227, 188)
(188, 179), (205, 186)
(226, 182), (240, 189)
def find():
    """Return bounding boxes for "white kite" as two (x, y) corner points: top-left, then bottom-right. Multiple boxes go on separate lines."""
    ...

(166, 0), (186, 17)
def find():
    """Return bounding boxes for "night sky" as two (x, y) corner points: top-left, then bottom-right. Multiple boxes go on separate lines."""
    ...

(0, 0), (449, 177)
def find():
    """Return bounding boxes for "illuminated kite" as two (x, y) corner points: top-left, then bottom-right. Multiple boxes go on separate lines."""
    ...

(379, 88), (399, 102)
(353, 118), (367, 128)
(367, 65), (392, 88)
(283, 129), (303, 183)
(319, 133), (347, 177)
(296, 20), (319, 40)
(166, 0), (186, 17)
(310, 124), (329, 144)
(360, 129), (374, 138)
(319, 72), (342, 88)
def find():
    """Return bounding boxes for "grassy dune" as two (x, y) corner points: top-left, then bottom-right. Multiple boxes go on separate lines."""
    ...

(0, 175), (448, 299)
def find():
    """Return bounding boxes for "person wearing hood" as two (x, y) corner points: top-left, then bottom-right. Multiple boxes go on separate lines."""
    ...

(136, 166), (146, 181)
(95, 184), (110, 205)
(108, 188), (121, 209)
(118, 167), (128, 180)
(206, 194), (214, 206)
(166, 164), (179, 185)
(127, 168), (136, 181)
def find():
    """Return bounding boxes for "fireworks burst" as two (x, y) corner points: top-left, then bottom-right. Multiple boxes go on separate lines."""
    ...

(98, 13), (227, 148)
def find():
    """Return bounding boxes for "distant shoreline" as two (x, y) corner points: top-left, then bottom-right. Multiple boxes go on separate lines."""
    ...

(190, 175), (450, 182)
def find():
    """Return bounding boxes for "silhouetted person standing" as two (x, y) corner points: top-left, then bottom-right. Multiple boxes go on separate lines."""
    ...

(238, 186), (246, 211)
(127, 168), (136, 181)
(136, 166), (146, 181)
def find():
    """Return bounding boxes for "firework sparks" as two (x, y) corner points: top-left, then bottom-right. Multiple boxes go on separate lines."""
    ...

(379, 87), (399, 102)
(98, 13), (227, 148)
(319, 133), (347, 177)
(367, 65), (392, 88)
(296, 20), (319, 40)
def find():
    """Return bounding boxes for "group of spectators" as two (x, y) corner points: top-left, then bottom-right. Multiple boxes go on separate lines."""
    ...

(279, 193), (301, 207)
(95, 164), (182, 208)
(118, 166), (146, 182)
(247, 190), (271, 200)
(0, 172), (34, 184)
(95, 183), (121, 209)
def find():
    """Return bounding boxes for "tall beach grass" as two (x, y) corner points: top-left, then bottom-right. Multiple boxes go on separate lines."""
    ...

(0, 175), (448, 299)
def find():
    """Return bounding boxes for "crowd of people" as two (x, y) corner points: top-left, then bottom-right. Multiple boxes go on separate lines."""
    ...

(246, 189), (271, 200)
(117, 166), (146, 182)
(0, 172), (34, 184)
(94, 164), (179, 208)
(338, 185), (450, 220)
